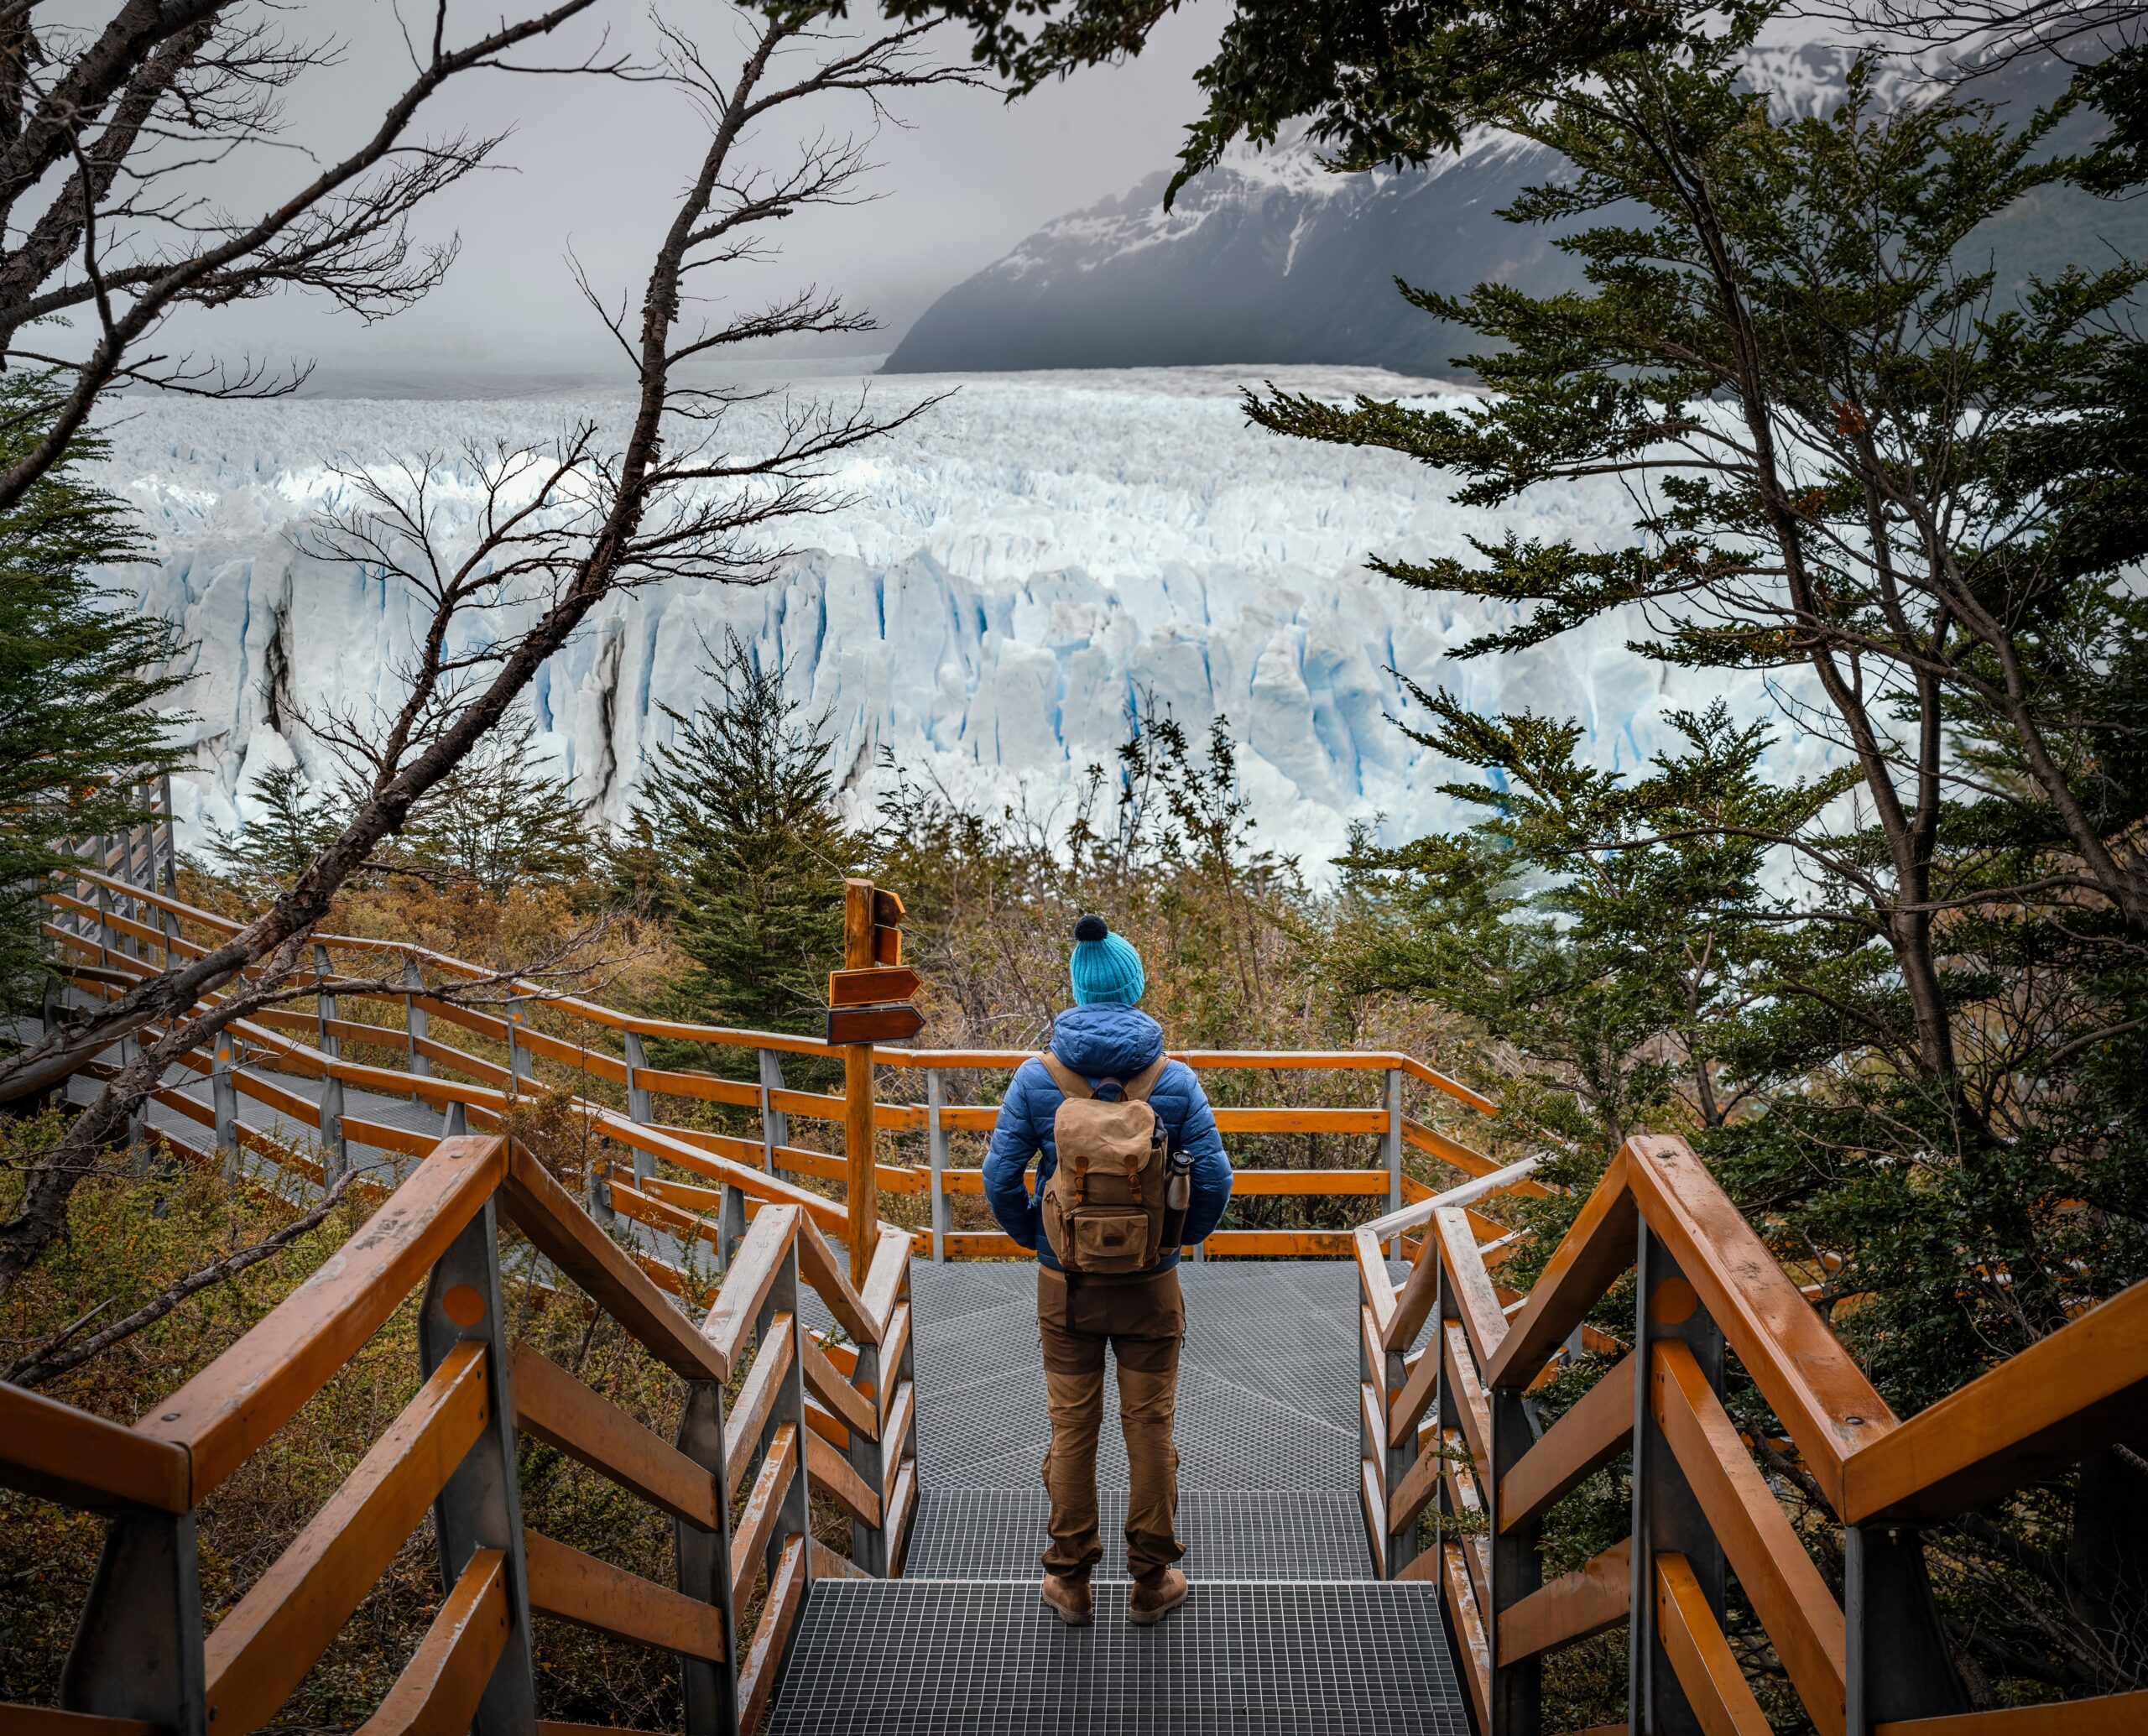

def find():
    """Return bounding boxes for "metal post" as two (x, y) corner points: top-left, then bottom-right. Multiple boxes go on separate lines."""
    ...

(1844, 1525), (1967, 1734)
(316, 1068), (347, 1187)
(1629, 1223), (1725, 1736)
(1383, 1067), (1404, 1257)
(441, 1098), (468, 1139)
(404, 958), (430, 1095)
(93, 882), (112, 967)
(59, 1509), (206, 1734)
(420, 1191), (538, 1732)
(312, 945), (339, 1061)
(757, 1048), (786, 1173)
(1490, 1378), (1541, 1735)
(925, 1069), (949, 1263)
(159, 774), (180, 894)
(717, 1183), (746, 1272)
(212, 1037), (241, 1185)
(504, 996), (535, 1089)
(846, 1323), (888, 1576)
(675, 1377), (740, 1736)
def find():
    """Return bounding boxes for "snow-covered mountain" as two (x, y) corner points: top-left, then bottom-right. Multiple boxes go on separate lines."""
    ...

(885, 42), (2129, 377)
(94, 366), (1838, 874)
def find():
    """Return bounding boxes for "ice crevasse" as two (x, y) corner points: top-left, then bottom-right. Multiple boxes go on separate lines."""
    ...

(91, 365), (1832, 873)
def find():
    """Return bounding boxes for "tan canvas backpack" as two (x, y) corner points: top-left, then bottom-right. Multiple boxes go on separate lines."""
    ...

(1037, 1052), (1170, 1274)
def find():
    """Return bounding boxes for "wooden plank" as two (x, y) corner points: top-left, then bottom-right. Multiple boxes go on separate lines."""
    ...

(1361, 1306), (1389, 1405)
(1655, 1339), (1846, 1736)
(887, 1453), (920, 1577)
(139, 1135), (507, 1499)
(498, 1143), (728, 1384)
(1486, 1148), (1639, 1391)
(354, 1547), (508, 1736)
(511, 1343), (719, 1530)
(1386, 1432), (1440, 1534)
(880, 1382), (915, 1504)
(1400, 1055), (1501, 1115)
(0, 1712), (159, 1736)
(1357, 1227), (1397, 1342)
(878, 1304), (911, 1426)
(810, 1538), (873, 1581)
(1360, 1457), (1387, 1577)
(1444, 1323), (1493, 1483)
(801, 1329), (878, 1444)
(206, 1342), (492, 1733)
(505, 1022), (631, 1087)
(1215, 1169), (1394, 1196)
(1384, 1229), (1442, 1353)
(1655, 1551), (1773, 1736)
(1497, 1538), (1631, 1665)
(1435, 1206), (1509, 1368)
(1442, 1541), (1494, 1733)
(941, 1231), (1032, 1259)
(1844, 1279), (2148, 1525)
(1362, 1384), (1389, 1500)
(1876, 1691), (2148, 1735)
(828, 966), (921, 1006)
(341, 1116), (441, 1160)
(826, 1004), (924, 1045)
(701, 1206), (800, 1369)
(729, 1424), (799, 1608)
(806, 1426), (881, 1529)
(628, 1065), (761, 1108)
(230, 1066), (326, 1127)
(0, 1382), (190, 1514)
(859, 1225), (910, 1337)
(1628, 1133), (1895, 1514)
(1202, 1229), (1357, 1257)
(1388, 1337), (1440, 1449)
(724, 1320), (795, 1500)
(1442, 1436), (1494, 1618)
(1209, 1108), (1386, 1134)
(523, 1528), (726, 1662)
(737, 1535), (806, 1736)
(794, 1217), (879, 1346)
(1499, 1353), (1635, 1535)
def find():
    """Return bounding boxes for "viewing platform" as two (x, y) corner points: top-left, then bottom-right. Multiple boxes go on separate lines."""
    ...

(6, 823), (2145, 1736)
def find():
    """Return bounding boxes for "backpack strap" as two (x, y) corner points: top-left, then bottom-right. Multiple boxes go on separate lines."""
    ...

(1039, 1053), (1092, 1099)
(1122, 1056), (1169, 1103)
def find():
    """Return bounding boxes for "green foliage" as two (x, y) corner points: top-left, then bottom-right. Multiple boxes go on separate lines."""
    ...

(395, 713), (595, 896)
(205, 763), (343, 895)
(0, 374), (184, 1009)
(626, 634), (863, 1036)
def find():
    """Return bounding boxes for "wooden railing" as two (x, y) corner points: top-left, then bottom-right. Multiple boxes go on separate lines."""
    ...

(1358, 1131), (2148, 1735)
(45, 865), (1524, 1265)
(0, 1132), (919, 1735)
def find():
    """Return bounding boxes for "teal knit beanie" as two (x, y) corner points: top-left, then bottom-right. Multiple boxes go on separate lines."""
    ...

(1069, 914), (1144, 1006)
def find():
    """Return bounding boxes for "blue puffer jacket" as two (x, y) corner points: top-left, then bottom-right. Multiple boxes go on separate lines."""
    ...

(983, 1004), (1233, 1273)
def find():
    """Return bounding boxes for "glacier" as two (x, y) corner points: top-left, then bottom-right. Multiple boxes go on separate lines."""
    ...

(91, 364), (1836, 874)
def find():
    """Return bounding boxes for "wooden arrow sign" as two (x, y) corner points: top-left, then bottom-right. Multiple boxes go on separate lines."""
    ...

(828, 966), (921, 1007)
(826, 1004), (924, 1045)
(871, 888), (905, 926)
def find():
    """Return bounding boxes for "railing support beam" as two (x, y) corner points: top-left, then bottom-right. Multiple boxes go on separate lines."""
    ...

(1629, 1224), (1725, 1736)
(925, 1069), (949, 1264)
(676, 1377), (741, 1736)
(421, 1196), (538, 1732)
(59, 1510), (206, 1734)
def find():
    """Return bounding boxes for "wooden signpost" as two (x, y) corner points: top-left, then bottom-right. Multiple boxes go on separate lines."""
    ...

(830, 879), (916, 1276)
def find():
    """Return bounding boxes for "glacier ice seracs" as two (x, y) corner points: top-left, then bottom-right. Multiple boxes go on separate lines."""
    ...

(91, 364), (1836, 873)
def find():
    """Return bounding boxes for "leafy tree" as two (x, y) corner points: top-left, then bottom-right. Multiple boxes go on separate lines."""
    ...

(0, 375), (183, 1009)
(629, 635), (863, 1037)
(205, 764), (345, 897)
(396, 714), (594, 897)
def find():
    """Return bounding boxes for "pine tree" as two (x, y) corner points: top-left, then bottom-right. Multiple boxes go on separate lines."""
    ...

(398, 713), (593, 896)
(630, 635), (862, 1036)
(206, 764), (343, 895)
(0, 374), (184, 1008)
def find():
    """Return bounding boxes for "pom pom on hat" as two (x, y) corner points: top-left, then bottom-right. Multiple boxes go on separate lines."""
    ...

(1068, 915), (1144, 1007)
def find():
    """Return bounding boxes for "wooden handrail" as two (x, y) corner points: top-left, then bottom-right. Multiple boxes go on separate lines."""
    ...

(354, 1549), (508, 1736)
(138, 1134), (507, 1500)
(0, 1382), (190, 1514)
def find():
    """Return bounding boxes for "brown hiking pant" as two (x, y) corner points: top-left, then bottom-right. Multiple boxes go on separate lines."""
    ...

(1037, 1264), (1185, 1587)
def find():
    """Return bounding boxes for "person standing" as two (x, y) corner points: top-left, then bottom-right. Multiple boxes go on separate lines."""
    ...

(983, 915), (1233, 1627)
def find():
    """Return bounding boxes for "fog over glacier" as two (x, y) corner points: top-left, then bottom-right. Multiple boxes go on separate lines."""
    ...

(93, 366), (1833, 873)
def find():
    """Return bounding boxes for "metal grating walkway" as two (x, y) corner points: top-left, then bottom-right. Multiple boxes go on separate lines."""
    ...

(767, 1259), (1466, 1735)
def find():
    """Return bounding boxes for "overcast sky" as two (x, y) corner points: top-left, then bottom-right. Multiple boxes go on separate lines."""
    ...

(148, 1), (1228, 386)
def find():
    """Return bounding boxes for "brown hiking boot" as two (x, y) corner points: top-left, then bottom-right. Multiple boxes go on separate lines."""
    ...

(1129, 1567), (1189, 1625)
(1041, 1573), (1093, 1626)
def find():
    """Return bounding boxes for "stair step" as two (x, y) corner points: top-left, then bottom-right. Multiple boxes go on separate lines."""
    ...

(904, 1488), (1373, 1582)
(765, 1580), (1468, 1735)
